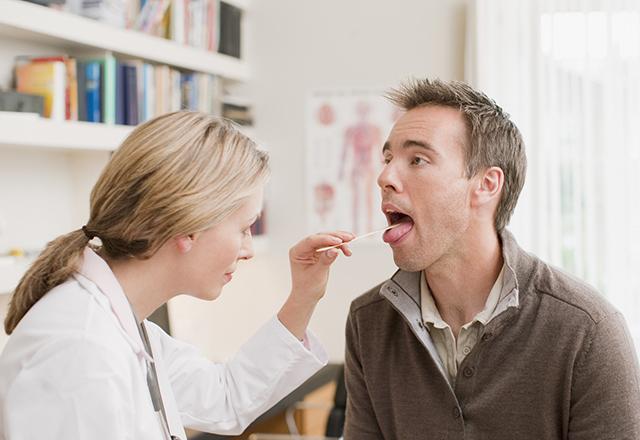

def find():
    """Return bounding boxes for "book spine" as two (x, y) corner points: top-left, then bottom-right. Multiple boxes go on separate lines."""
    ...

(85, 61), (102, 123)
(115, 62), (126, 125)
(77, 61), (87, 121)
(103, 53), (117, 125)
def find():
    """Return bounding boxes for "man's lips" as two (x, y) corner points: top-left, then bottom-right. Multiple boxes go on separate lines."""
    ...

(381, 202), (414, 244)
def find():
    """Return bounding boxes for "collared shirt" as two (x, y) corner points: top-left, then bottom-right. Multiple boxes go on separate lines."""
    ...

(420, 264), (518, 385)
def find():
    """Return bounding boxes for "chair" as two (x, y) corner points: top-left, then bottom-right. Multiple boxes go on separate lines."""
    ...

(249, 365), (346, 440)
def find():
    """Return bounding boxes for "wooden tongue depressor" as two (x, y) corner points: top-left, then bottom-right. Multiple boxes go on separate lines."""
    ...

(315, 223), (401, 252)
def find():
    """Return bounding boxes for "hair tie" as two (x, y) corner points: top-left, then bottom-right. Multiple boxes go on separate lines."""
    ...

(82, 225), (95, 240)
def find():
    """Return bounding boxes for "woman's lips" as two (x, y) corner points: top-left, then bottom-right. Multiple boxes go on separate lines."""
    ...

(223, 273), (233, 283)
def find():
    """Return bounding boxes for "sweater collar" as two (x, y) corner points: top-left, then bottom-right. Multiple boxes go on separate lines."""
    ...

(383, 229), (532, 316)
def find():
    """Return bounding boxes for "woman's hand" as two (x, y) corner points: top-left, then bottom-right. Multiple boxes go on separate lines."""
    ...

(278, 231), (354, 341)
(289, 231), (354, 302)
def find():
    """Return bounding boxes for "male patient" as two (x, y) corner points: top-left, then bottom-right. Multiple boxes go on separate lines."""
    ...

(343, 78), (640, 439)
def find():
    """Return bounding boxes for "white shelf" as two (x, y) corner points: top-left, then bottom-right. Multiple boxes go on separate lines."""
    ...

(0, 112), (133, 151)
(0, 0), (249, 81)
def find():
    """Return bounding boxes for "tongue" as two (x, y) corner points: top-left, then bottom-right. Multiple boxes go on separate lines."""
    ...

(383, 221), (413, 243)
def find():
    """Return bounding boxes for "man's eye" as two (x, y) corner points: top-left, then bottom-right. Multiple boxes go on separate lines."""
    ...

(383, 156), (392, 164)
(411, 157), (427, 165)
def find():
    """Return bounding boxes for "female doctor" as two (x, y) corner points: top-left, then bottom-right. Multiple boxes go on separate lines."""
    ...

(0, 111), (353, 440)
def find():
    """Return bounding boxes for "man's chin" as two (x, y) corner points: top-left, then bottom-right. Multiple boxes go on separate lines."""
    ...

(392, 253), (426, 273)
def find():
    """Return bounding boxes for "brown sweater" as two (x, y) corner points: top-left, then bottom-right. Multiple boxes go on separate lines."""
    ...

(344, 230), (640, 439)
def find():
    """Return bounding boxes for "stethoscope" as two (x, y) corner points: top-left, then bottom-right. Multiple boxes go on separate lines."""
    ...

(135, 317), (179, 440)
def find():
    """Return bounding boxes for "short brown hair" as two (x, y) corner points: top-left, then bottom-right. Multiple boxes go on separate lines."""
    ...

(386, 78), (526, 231)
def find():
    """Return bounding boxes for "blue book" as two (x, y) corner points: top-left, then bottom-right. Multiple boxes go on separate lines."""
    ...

(85, 61), (101, 123)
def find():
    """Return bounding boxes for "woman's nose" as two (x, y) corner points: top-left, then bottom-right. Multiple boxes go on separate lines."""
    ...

(239, 237), (255, 261)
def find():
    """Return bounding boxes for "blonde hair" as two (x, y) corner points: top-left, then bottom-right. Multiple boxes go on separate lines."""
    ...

(387, 78), (527, 231)
(5, 111), (269, 334)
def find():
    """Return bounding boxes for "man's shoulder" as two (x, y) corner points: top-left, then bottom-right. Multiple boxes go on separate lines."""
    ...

(531, 260), (617, 325)
(349, 281), (389, 314)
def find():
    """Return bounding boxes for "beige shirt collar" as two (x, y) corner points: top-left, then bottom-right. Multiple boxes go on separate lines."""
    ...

(421, 263), (518, 329)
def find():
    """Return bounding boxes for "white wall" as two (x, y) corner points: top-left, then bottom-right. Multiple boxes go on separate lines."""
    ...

(170, 0), (468, 362)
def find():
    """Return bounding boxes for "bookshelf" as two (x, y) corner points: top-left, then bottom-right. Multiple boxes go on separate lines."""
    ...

(0, 0), (259, 297)
(0, 0), (249, 81)
(0, 112), (132, 151)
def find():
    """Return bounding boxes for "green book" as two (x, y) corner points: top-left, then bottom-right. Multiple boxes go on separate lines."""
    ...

(102, 53), (116, 125)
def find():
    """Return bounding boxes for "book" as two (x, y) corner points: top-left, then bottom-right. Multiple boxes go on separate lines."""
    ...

(115, 62), (126, 124)
(76, 61), (87, 121)
(19, 55), (78, 121)
(170, 0), (186, 45)
(180, 72), (195, 110)
(0, 91), (44, 116)
(218, 1), (241, 58)
(65, 58), (78, 120)
(80, 0), (128, 28)
(102, 53), (117, 125)
(142, 62), (155, 122)
(124, 64), (139, 125)
(84, 61), (102, 122)
(15, 60), (66, 120)
(222, 96), (252, 125)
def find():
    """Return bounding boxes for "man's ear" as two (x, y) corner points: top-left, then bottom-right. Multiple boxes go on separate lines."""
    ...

(174, 234), (195, 254)
(473, 166), (504, 207)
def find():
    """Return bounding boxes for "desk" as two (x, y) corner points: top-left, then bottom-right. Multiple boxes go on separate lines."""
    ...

(191, 363), (342, 439)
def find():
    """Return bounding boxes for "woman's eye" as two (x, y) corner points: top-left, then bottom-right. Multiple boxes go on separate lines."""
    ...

(383, 156), (391, 164)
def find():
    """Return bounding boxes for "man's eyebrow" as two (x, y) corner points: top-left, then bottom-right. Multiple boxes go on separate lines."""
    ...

(382, 140), (439, 155)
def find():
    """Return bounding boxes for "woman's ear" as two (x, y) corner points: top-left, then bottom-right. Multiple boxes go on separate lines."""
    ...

(174, 234), (195, 254)
(473, 166), (504, 208)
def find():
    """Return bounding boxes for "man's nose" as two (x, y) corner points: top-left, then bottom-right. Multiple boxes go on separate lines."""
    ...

(377, 162), (402, 193)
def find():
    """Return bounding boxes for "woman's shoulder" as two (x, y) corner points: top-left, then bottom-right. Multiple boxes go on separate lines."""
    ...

(19, 277), (114, 333)
(3, 277), (134, 365)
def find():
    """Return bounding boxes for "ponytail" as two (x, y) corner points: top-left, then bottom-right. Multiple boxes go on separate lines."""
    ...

(4, 229), (89, 334)
(4, 111), (270, 334)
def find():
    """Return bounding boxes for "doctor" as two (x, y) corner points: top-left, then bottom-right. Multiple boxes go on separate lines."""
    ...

(0, 111), (353, 439)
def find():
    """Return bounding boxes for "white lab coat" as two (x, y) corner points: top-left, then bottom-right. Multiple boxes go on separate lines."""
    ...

(0, 248), (328, 440)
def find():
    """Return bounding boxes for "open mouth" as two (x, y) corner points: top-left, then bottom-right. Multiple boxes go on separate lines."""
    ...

(383, 210), (414, 244)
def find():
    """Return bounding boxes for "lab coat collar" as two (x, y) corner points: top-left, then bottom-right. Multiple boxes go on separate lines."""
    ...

(77, 247), (153, 363)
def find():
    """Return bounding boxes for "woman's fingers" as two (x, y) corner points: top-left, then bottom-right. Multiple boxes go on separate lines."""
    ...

(305, 231), (355, 250)
(290, 231), (354, 263)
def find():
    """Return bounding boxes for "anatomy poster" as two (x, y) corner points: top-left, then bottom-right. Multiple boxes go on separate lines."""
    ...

(306, 89), (401, 236)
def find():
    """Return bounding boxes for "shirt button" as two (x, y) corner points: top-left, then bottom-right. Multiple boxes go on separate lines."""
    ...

(453, 407), (462, 419)
(463, 366), (475, 378)
(462, 346), (471, 355)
